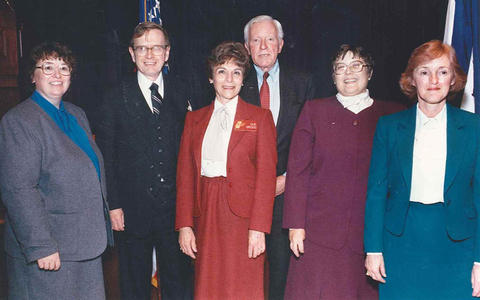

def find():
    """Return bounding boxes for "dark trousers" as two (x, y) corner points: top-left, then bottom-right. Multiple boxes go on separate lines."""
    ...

(266, 193), (291, 300)
(117, 224), (193, 300)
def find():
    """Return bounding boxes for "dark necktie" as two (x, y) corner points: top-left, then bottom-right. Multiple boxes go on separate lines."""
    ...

(259, 72), (270, 110)
(150, 83), (163, 116)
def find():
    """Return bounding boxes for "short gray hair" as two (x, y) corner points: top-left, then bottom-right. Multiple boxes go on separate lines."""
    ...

(243, 15), (284, 43)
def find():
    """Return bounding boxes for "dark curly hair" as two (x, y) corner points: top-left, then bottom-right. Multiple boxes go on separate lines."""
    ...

(28, 41), (76, 79)
(207, 41), (250, 79)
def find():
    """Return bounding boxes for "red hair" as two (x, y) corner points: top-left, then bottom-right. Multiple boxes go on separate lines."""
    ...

(399, 40), (467, 100)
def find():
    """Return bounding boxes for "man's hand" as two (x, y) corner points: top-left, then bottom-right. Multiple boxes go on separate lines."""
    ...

(275, 175), (286, 196)
(248, 230), (265, 258)
(37, 252), (61, 271)
(365, 254), (386, 283)
(289, 228), (305, 257)
(109, 208), (125, 231)
(179, 227), (197, 259)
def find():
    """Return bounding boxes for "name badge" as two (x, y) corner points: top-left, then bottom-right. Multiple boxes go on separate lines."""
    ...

(234, 120), (257, 131)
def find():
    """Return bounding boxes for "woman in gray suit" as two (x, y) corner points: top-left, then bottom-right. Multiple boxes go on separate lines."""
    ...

(0, 42), (113, 299)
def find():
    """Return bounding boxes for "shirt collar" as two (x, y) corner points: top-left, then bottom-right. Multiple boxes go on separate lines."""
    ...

(336, 89), (371, 108)
(254, 60), (280, 83)
(137, 71), (163, 92)
(214, 96), (238, 114)
(32, 90), (65, 113)
(416, 103), (447, 127)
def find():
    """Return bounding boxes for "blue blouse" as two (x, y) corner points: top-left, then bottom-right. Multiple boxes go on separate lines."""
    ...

(31, 91), (101, 180)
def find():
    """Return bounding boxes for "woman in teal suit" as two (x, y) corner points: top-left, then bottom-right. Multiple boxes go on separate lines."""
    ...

(364, 40), (480, 299)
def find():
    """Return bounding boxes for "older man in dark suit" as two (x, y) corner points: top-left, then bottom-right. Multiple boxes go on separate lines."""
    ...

(95, 22), (192, 300)
(239, 15), (315, 300)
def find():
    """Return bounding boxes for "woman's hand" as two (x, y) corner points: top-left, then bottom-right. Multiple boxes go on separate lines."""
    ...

(365, 254), (386, 283)
(248, 230), (265, 258)
(472, 264), (480, 297)
(179, 227), (197, 259)
(37, 252), (61, 271)
(289, 228), (305, 257)
(109, 208), (125, 231)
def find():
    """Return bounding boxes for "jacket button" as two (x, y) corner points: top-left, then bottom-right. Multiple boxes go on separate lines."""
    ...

(353, 120), (359, 126)
(150, 164), (155, 169)
(148, 187), (153, 192)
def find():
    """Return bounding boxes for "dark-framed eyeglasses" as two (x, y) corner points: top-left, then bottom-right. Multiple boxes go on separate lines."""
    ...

(133, 45), (169, 56)
(35, 63), (71, 76)
(334, 61), (370, 75)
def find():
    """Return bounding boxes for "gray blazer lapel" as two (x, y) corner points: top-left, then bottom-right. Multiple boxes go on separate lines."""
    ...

(397, 106), (416, 191)
(444, 104), (467, 194)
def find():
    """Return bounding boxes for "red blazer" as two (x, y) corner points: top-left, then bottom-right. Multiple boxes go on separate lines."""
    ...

(176, 98), (277, 233)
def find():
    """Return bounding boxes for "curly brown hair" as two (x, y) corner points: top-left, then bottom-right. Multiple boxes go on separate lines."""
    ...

(207, 41), (250, 79)
(399, 40), (466, 100)
(28, 41), (76, 79)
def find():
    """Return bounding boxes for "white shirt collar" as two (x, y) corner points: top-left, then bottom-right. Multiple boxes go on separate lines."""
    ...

(416, 103), (447, 127)
(335, 89), (374, 114)
(137, 71), (164, 96)
(214, 96), (238, 115)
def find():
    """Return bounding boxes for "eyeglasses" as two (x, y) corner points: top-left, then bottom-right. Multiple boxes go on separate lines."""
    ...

(35, 63), (71, 76)
(133, 45), (169, 56)
(334, 61), (370, 75)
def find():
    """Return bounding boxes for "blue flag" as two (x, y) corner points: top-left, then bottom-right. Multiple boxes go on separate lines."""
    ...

(139, 0), (162, 24)
(446, 0), (480, 113)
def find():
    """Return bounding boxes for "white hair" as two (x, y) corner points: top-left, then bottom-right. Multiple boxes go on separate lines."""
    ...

(243, 15), (284, 43)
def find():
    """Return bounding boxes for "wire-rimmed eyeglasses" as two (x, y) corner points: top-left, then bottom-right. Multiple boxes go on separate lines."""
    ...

(133, 45), (169, 56)
(35, 63), (71, 76)
(334, 61), (370, 75)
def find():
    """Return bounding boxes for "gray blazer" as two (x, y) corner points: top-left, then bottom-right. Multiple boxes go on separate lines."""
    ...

(0, 98), (112, 263)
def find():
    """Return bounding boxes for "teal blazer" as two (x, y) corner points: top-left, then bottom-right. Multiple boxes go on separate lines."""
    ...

(364, 104), (480, 260)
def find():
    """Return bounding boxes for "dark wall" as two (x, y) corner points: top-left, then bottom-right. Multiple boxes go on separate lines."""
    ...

(12, 0), (448, 122)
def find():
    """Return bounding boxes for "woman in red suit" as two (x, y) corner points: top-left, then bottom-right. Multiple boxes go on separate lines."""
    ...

(176, 41), (277, 300)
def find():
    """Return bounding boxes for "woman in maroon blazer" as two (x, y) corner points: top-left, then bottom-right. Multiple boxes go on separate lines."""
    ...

(175, 41), (277, 300)
(283, 44), (404, 299)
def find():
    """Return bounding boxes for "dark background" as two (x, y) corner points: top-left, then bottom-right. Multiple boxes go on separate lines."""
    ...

(11, 0), (449, 127)
(0, 0), (450, 298)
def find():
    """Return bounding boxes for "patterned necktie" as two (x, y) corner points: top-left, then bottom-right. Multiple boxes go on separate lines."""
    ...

(149, 83), (163, 116)
(259, 72), (270, 109)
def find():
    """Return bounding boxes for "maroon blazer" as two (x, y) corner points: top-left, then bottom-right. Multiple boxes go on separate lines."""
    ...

(176, 98), (277, 233)
(283, 97), (403, 253)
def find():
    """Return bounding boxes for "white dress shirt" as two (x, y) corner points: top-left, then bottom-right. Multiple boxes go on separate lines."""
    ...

(137, 71), (164, 112)
(409, 104), (447, 204)
(254, 61), (280, 125)
(201, 97), (238, 177)
(336, 89), (374, 114)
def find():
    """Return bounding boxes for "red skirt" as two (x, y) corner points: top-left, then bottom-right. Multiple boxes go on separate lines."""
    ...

(193, 176), (265, 300)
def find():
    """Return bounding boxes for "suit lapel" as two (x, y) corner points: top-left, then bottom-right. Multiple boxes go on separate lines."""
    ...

(122, 76), (153, 126)
(120, 76), (155, 159)
(228, 98), (253, 155)
(397, 106), (416, 191)
(241, 69), (261, 106)
(277, 66), (292, 143)
(193, 104), (214, 173)
(444, 104), (467, 193)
